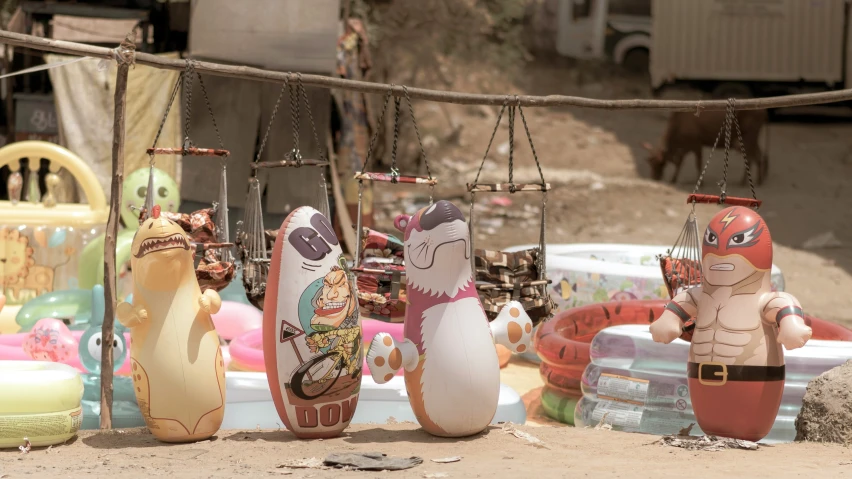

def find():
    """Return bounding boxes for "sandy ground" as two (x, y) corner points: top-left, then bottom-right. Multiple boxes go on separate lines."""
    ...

(3, 421), (852, 479)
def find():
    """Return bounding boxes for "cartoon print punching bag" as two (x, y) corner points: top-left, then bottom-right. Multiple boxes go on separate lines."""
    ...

(366, 200), (533, 437)
(650, 206), (812, 441)
(263, 206), (362, 439)
(117, 205), (226, 443)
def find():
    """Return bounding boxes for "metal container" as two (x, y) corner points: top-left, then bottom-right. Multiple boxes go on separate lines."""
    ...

(650, 0), (847, 89)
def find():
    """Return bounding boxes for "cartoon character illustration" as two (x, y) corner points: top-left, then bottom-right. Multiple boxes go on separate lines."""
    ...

(0, 227), (55, 300)
(121, 167), (180, 230)
(366, 200), (532, 437)
(117, 205), (225, 443)
(303, 265), (360, 379)
(650, 206), (812, 441)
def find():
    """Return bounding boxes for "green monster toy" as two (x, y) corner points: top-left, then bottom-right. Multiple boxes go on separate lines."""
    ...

(78, 167), (180, 298)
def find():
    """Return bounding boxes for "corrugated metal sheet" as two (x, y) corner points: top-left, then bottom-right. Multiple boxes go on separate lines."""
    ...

(650, 0), (846, 88)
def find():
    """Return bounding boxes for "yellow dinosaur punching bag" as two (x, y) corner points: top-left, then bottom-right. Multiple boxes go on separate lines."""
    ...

(117, 205), (226, 443)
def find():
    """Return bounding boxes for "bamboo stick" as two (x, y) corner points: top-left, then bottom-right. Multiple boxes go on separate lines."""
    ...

(3, 29), (852, 111)
(100, 33), (135, 430)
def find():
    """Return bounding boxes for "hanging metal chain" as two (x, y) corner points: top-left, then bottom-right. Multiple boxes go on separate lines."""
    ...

(517, 101), (547, 186)
(195, 68), (227, 152)
(183, 60), (194, 150)
(359, 89), (393, 176)
(507, 105), (516, 192)
(297, 73), (326, 162)
(149, 70), (183, 158)
(401, 86), (432, 182)
(390, 93), (401, 182)
(288, 74), (301, 162)
(472, 100), (508, 186)
(719, 101), (734, 201)
(255, 79), (289, 166)
(729, 98), (758, 202)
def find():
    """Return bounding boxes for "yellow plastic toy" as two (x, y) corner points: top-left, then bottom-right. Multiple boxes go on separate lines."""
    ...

(0, 360), (84, 449)
(117, 205), (226, 443)
(0, 141), (108, 334)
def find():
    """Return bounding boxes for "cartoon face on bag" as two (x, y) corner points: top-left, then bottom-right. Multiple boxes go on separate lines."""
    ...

(309, 266), (357, 331)
(701, 206), (772, 286)
(396, 200), (471, 298)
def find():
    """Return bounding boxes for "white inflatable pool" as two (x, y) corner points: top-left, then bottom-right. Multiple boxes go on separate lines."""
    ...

(506, 243), (785, 312)
(222, 372), (527, 430)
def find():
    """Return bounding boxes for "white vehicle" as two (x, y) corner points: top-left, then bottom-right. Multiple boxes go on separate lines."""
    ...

(650, 0), (852, 99)
(556, 0), (652, 71)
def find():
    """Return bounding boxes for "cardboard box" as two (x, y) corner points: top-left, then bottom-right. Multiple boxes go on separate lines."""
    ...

(188, 0), (340, 74)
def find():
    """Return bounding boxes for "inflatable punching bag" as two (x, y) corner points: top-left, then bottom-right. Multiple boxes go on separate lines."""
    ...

(117, 206), (226, 443)
(366, 200), (532, 437)
(650, 206), (812, 441)
(263, 206), (362, 439)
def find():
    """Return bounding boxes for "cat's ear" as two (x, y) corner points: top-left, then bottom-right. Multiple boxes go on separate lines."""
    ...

(394, 215), (412, 233)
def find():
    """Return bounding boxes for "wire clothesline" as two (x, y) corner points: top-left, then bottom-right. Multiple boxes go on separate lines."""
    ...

(3, 30), (852, 111)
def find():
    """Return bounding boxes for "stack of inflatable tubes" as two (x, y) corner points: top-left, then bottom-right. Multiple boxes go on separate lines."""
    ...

(534, 300), (666, 424)
(0, 361), (84, 448)
(573, 324), (852, 443)
(228, 319), (405, 376)
(534, 299), (852, 426)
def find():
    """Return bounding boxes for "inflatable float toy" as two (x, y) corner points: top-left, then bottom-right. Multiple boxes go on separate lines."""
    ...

(573, 395), (799, 444)
(539, 386), (579, 425)
(367, 200), (532, 437)
(263, 206), (362, 439)
(118, 205), (226, 443)
(0, 361), (84, 448)
(534, 300), (672, 400)
(0, 141), (109, 334)
(505, 243), (785, 313)
(221, 371), (527, 430)
(78, 167), (180, 302)
(210, 300), (262, 341)
(15, 287), (116, 333)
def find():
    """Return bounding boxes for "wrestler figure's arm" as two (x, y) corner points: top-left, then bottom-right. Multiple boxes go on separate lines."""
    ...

(650, 288), (699, 344)
(760, 292), (812, 350)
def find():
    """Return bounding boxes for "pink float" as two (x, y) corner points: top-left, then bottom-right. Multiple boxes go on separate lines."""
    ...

(228, 319), (404, 376)
(211, 301), (263, 341)
(0, 323), (133, 375)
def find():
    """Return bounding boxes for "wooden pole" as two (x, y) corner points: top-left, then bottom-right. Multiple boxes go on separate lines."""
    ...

(100, 33), (135, 430)
(1, 30), (852, 111)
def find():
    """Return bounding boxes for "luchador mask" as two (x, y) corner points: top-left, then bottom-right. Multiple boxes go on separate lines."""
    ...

(701, 206), (772, 286)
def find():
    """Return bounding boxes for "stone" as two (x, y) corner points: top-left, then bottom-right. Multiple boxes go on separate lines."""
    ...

(795, 359), (852, 444)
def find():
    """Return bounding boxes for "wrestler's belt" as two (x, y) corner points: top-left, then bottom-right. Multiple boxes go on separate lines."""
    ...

(687, 362), (785, 387)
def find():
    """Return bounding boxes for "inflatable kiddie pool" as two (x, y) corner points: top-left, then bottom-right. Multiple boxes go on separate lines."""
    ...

(0, 361), (84, 448)
(506, 243), (785, 311)
(0, 328), (133, 375)
(221, 372), (527, 429)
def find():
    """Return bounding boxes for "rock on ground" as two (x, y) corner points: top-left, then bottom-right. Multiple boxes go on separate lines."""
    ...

(796, 359), (852, 444)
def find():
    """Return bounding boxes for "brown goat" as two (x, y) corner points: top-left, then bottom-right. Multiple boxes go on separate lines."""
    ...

(642, 109), (769, 185)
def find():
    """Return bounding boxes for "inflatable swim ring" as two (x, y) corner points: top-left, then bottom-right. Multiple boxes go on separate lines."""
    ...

(0, 361), (84, 448)
(506, 243), (785, 311)
(539, 386), (579, 425)
(210, 301), (262, 341)
(0, 328), (132, 375)
(535, 300), (666, 399)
